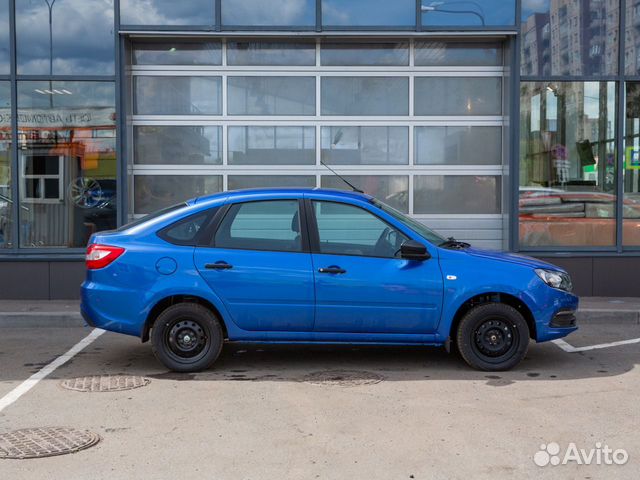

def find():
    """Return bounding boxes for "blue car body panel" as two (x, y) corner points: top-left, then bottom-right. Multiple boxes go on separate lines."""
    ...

(81, 188), (578, 347)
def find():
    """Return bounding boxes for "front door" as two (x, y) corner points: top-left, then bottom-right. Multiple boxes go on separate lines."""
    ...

(309, 199), (443, 334)
(195, 199), (315, 332)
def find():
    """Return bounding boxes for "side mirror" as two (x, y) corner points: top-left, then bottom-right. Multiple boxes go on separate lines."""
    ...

(400, 240), (431, 261)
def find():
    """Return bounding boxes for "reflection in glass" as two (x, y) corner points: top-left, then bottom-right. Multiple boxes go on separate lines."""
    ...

(519, 82), (617, 247)
(227, 41), (315, 66)
(134, 126), (222, 165)
(623, 83), (640, 245)
(321, 175), (409, 213)
(415, 41), (502, 66)
(228, 126), (315, 165)
(321, 126), (408, 165)
(521, 0), (619, 76)
(134, 76), (222, 115)
(0, 0), (8, 74)
(16, 0), (114, 75)
(222, 0), (315, 27)
(17, 81), (117, 248)
(121, 0), (213, 25)
(228, 77), (315, 116)
(321, 42), (409, 66)
(414, 77), (501, 116)
(134, 175), (221, 214)
(414, 176), (501, 214)
(414, 126), (501, 165)
(626, 0), (640, 75)
(322, 77), (409, 116)
(132, 40), (222, 65)
(422, 0), (515, 26)
(322, 0), (415, 27)
(0, 81), (11, 247)
(228, 175), (315, 190)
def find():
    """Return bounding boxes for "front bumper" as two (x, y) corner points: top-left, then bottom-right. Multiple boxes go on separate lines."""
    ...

(549, 309), (577, 328)
(532, 287), (579, 343)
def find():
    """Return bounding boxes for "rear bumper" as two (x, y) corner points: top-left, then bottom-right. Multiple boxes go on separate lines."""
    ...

(81, 281), (146, 338)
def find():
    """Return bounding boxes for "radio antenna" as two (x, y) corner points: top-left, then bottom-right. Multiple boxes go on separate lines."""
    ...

(320, 160), (364, 194)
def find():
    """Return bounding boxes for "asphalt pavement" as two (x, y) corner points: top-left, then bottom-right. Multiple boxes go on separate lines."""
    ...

(0, 318), (638, 479)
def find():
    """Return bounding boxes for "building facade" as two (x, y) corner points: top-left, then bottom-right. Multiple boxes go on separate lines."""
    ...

(0, 0), (638, 298)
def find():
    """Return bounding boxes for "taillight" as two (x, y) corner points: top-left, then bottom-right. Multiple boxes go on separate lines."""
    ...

(86, 244), (125, 270)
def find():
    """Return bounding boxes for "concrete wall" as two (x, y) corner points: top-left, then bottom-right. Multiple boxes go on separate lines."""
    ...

(0, 256), (637, 300)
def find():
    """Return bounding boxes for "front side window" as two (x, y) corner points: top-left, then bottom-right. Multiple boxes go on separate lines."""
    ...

(214, 200), (303, 253)
(312, 201), (408, 258)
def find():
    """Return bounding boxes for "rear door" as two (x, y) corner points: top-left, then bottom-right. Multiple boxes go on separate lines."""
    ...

(194, 198), (315, 332)
(308, 198), (443, 334)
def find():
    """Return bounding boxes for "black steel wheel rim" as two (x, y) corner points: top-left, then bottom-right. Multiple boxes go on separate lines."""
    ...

(164, 318), (209, 362)
(471, 317), (519, 363)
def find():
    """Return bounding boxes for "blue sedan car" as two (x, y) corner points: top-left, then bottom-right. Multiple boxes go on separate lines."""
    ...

(81, 188), (578, 372)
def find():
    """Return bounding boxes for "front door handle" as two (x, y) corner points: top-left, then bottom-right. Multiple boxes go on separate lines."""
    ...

(205, 261), (233, 270)
(318, 266), (346, 274)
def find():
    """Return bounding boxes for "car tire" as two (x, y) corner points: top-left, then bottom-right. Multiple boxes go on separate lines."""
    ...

(151, 303), (224, 373)
(456, 303), (529, 371)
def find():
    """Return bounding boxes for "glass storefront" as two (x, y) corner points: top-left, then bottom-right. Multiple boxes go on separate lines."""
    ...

(0, 81), (10, 248)
(519, 82), (617, 247)
(520, 1), (640, 251)
(624, 82), (640, 245)
(6, 0), (640, 261)
(16, 0), (114, 75)
(17, 81), (116, 248)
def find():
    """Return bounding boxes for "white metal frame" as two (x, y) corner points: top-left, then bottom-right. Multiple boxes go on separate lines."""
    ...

(19, 154), (64, 204)
(128, 37), (507, 227)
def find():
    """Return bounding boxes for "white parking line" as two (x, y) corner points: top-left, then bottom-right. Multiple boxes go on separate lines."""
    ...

(0, 328), (105, 413)
(552, 337), (640, 353)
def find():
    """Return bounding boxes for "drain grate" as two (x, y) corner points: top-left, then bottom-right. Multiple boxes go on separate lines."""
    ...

(302, 370), (384, 387)
(0, 427), (100, 459)
(60, 375), (151, 392)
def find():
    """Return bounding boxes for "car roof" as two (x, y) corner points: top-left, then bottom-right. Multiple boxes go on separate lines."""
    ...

(192, 187), (373, 205)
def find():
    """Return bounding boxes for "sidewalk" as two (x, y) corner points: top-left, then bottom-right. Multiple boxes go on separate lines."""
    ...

(0, 297), (638, 328)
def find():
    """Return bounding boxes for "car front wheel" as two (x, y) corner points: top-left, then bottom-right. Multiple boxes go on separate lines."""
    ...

(151, 303), (223, 372)
(456, 303), (529, 371)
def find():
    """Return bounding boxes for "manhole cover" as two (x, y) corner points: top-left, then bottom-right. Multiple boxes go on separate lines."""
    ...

(302, 370), (384, 387)
(60, 375), (151, 392)
(0, 427), (100, 459)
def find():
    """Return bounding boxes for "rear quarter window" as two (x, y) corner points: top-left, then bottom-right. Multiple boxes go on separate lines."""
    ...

(157, 209), (215, 246)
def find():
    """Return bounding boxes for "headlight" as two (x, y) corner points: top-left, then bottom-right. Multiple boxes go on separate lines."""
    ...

(535, 268), (573, 292)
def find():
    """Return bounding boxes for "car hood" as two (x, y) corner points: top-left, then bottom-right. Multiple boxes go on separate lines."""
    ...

(463, 247), (564, 271)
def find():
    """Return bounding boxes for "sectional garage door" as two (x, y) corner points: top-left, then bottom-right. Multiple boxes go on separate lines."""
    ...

(128, 37), (508, 249)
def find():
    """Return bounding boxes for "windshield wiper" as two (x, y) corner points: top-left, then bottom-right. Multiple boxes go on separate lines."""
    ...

(439, 237), (470, 249)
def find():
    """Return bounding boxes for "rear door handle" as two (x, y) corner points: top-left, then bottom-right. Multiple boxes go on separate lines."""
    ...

(205, 262), (233, 270)
(318, 266), (346, 274)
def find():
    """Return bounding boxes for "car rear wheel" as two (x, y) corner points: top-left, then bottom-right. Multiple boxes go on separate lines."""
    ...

(455, 303), (529, 371)
(151, 303), (223, 372)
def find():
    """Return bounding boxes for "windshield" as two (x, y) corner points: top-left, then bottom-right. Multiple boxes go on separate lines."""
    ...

(371, 199), (446, 245)
(117, 203), (187, 232)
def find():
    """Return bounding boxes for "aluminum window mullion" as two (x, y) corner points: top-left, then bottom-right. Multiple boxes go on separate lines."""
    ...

(130, 116), (505, 124)
(130, 68), (505, 76)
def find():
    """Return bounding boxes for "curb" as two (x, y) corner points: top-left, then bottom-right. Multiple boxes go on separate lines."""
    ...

(0, 312), (85, 328)
(576, 310), (640, 325)
(0, 310), (639, 328)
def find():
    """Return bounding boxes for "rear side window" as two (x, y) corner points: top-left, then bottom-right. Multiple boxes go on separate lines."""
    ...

(214, 200), (303, 252)
(158, 210), (213, 246)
